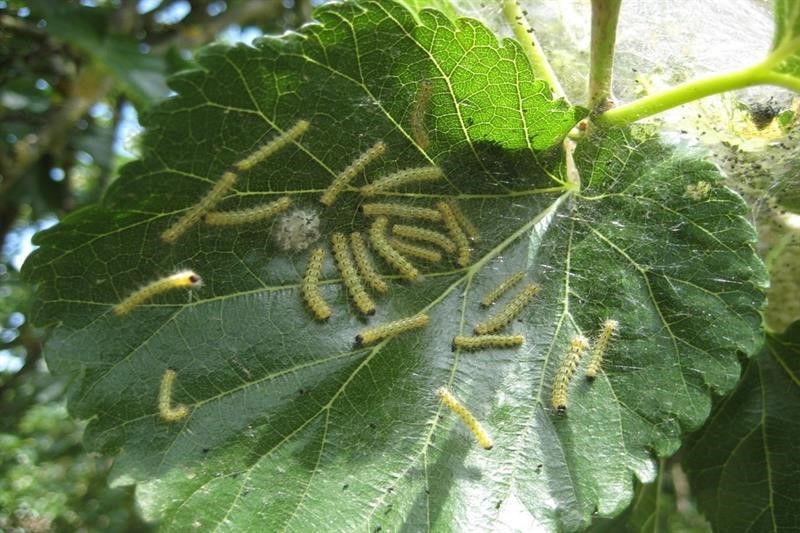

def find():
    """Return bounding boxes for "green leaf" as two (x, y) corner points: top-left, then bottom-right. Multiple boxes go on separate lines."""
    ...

(683, 320), (800, 532)
(23, 2), (765, 531)
(26, 0), (170, 107)
(768, 1), (800, 86)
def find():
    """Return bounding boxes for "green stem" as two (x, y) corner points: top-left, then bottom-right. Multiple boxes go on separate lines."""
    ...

(588, 0), (622, 113)
(502, 0), (568, 101)
(596, 63), (767, 126)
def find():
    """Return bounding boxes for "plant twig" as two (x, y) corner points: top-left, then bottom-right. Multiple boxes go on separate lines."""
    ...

(588, 0), (622, 114)
(502, 0), (568, 101)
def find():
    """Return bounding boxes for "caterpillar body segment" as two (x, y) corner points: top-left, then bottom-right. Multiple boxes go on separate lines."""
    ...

(302, 247), (332, 320)
(113, 270), (203, 316)
(355, 313), (429, 345)
(436, 387), (493, 450)
(436, 201), (470, 267)
(320, 140), (387, 206)
(447, 200), (480, 242)
(360, 203), (443, 222)
(551, 335), (590, 415)
(410, 80), (433, 150)
(388, 238), (442, 263)
(205, 196), (291, 226)
(392, 224), (456, 253)
(161, 171), (238, 242)
(586, 319), (619, 381)
(368, 216), (421, 282)
(452, 334), (524, 351)
(159, 369), (189, 422)
(473, 283), (540, 335)
(350, 232), (389, 294)
(360, 166), (443, 196)
(480, 271), (525, 307)
(331, 232), (376, 316)
(235, 119), (310, 172)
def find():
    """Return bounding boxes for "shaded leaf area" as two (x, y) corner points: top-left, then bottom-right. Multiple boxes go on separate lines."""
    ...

(771, 0), (800, 80)
(23, 2), (765, 531)
(684, 320), (800, 532)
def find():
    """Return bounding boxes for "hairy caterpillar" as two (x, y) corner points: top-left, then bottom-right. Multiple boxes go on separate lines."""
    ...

(360, 202), (443, 222)
(320, 140), (387, 207)
(388, 238), (442, 263)
(436, 387), (493, 450)
(480, 271), (525, 307)
(204, 196), (291, 225)
(409, 80), (433, 150)
(451, 334), (524, 351)
(159, 368), (189, 422)
(369, 216), (421, 282)
(331, 232), (376, 316)
(586, 319), (619, 381)
(302, 247), (332, 320)
(360, 166), (443, 196)
(113, 270), (203, 316)
(551, 335), (590, 414)
(161, 171), (238, 242)
(447, 200), (480, 242)
(392, 224), (456, 253)
(473, 283), (540, 335)
(355, 313), (429, 345)
(350, 232), (389, 294)
(436, 201), (470, 267)
(235, 119), (310, 172)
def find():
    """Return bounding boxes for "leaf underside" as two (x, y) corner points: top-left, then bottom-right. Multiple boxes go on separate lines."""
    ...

(23, 2), (766, 531)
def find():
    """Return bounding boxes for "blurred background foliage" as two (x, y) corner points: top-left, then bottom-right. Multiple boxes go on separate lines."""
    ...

(0, 0), (797, 531)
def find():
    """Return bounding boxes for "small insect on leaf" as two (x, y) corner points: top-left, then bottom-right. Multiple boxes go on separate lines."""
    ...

(320, 140), (386, 207)
(113, 270), (203, 316)
(205, 196), (291, 226)
(360, 202), (443, 222)
(302, 247), (332, 320)
(474, 283), (539, 335)
(355, 313), (429, 346)
(392, 224), (456, 253)
(586, 319), (619, 381)
(388, 237), (442, 263)
(480, 271), (525, 307)
(436, 387), (493, 450)
(436, 201), (471, 267)
(331, 232), (376, 316)
(350, 232), (389, 294)
(360, 166), (443, 196)
(409, 79), (433, 150)
(368, 216), (421, 281)
(551, 335), (590, 415)
(451, 334), (524, 351)
(158, 368), (189, 422)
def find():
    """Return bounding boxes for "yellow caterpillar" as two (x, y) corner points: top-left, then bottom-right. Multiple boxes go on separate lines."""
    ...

(392, 224), (456, 253)
(302, 247), (332, 320)
(436, 387), (493, 450)
(355, 313), (429, 345)
(234, 119), (310, 171)
(360, 166), (443, 196)
(436, 201), (470, 267)
(586, 319), (619, 381)
(162, 120), (307, 242)
(158, 368), (189, 422)
(368, 216), (420, 281)
(451, 334), (524, 351)
(331, 232), (376, 316)
(204, 196), (291, 225)
(350, 232), (389, 294)
(480, 271), (525, 307)
(320, 140), (386, 206)
(551, 335), (590, 414)
(474, 283), (540, 335)
(447, 200), (480, 242)
(410, 80), (433, 150)
(113, 270), (203, 316)
(360, 202), (443, 222)
(388, 238), (442, 263)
